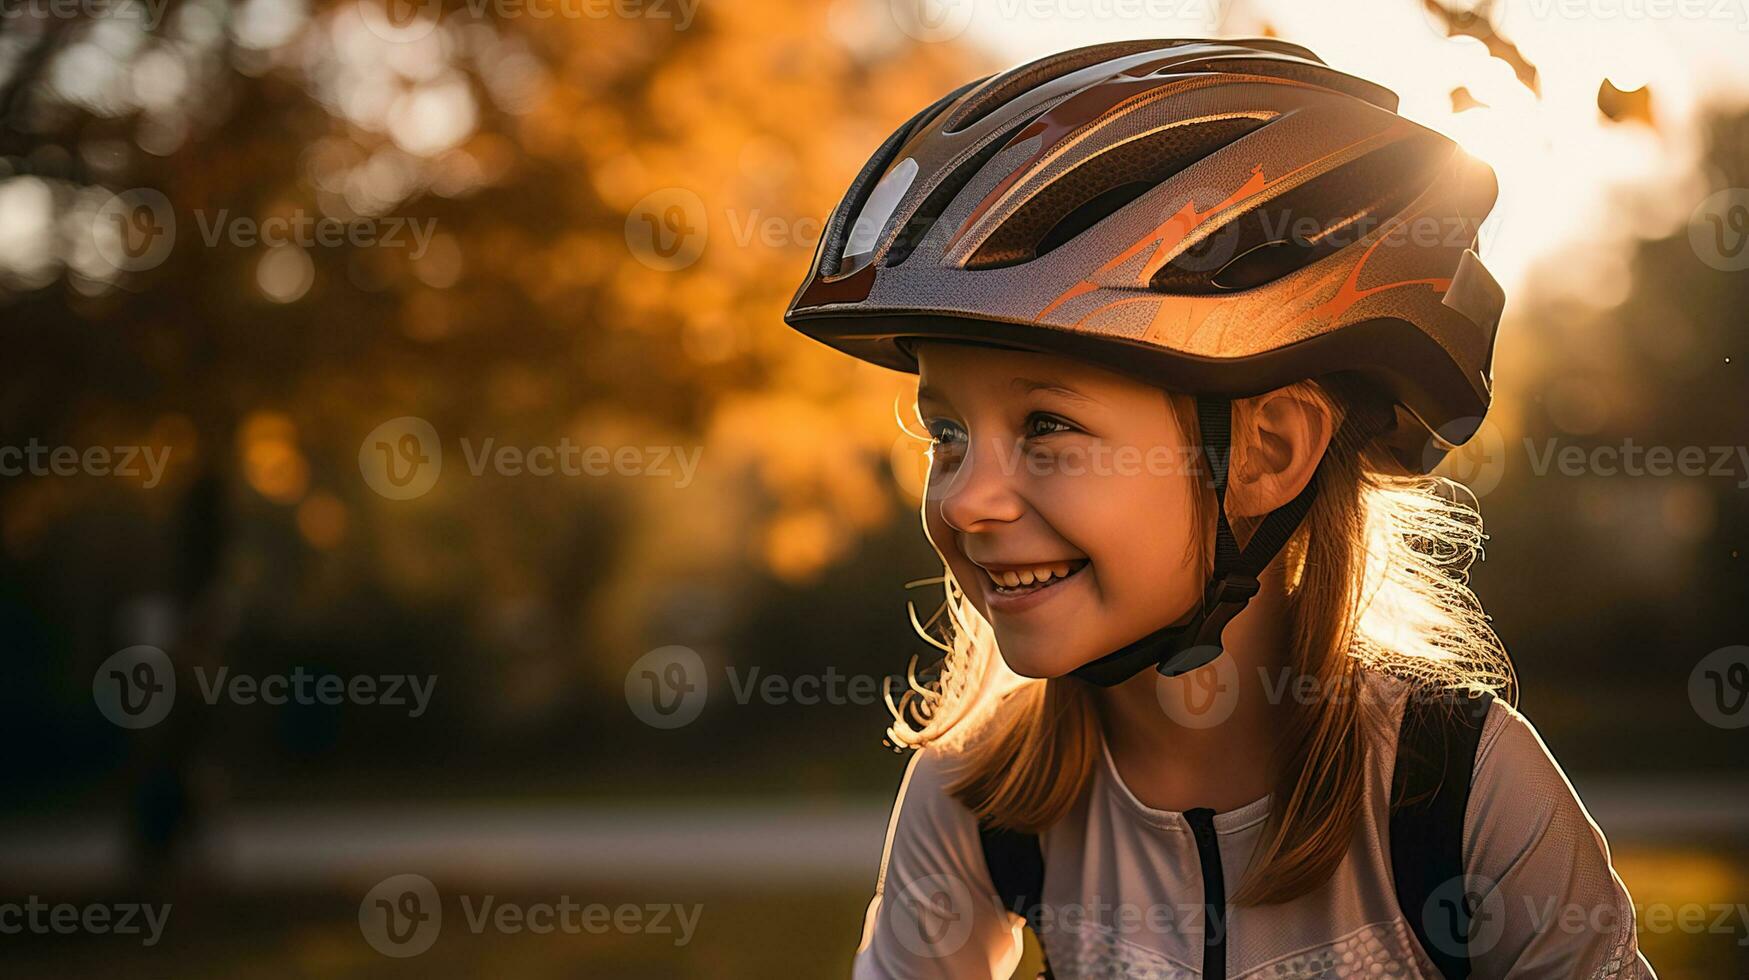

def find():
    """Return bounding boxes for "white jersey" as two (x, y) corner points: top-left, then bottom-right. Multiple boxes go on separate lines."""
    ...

(853, 671), (1656, 979)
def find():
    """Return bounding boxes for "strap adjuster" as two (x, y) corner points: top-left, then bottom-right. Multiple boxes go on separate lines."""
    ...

(1151, 573), (1261, 677)
(1188, 572), (1259, 650)
(1205, 572), (1260, 608)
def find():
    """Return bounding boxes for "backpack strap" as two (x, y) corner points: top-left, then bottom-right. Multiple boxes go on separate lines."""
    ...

(977, 824), (1054, 980)
(1389, 688), (1496, 980)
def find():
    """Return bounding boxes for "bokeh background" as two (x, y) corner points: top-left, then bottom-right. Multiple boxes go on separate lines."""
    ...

(1, 0), (1747, 975)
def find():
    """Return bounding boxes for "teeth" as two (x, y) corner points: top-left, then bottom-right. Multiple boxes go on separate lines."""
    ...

(991, 561), (1082, 590)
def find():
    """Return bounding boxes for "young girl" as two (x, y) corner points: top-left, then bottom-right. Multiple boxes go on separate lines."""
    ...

(784, 38), (1655, 979)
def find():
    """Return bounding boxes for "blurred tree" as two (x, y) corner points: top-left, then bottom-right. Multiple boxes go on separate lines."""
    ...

(1473, 107), (1749, 771)
(0, 0), (980, 800)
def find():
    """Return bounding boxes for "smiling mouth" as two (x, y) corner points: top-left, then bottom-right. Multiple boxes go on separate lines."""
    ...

(984, 559), (1090, 596)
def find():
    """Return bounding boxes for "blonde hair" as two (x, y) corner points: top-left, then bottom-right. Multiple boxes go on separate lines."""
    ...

(886, 374), (1514, 906)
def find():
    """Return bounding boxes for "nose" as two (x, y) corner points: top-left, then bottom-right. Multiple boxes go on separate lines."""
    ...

(933, 432), (1025, 532)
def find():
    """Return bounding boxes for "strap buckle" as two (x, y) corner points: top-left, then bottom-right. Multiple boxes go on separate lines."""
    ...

(1193, 573), (1261, 651)
(1154, 573), (1260, 677)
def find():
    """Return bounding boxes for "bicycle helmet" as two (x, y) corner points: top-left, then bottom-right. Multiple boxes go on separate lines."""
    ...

(781, 38), (1506, 685)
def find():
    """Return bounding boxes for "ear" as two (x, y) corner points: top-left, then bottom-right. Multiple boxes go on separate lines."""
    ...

(1225, 387), (1335, 520)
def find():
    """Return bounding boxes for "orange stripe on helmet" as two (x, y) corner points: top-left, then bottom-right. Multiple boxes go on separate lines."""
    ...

(1037, 115), (1418, 321)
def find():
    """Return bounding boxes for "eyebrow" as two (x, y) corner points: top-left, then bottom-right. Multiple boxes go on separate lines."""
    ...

(914, 377), (1101, 409)
(1009, 376), (1102, 406)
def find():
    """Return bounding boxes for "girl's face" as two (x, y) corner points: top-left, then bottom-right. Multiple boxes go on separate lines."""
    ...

(913, 341), (1204, 678)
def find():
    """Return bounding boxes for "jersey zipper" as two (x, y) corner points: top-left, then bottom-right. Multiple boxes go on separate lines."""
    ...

(1185, 807), (1227, 979)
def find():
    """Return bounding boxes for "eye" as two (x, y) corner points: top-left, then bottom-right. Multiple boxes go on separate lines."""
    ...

(924, 418), (966, 449)
(1025, 413), (1077, 438)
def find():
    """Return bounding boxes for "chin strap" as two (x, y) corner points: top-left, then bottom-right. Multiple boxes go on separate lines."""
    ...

(1069, 393), (1386, 688)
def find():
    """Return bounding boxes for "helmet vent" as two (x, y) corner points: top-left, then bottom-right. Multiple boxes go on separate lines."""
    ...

(884, 115), (1044, 268)
(942, 39), (1187, 135)
(966, 116), (1269, 271)
(1032, 180), (1156, 258)
(1208, 235), (1323, 291)
(1150, 132), (1450, 294)
(821, 74), (985, 276)
(1166, 57), (1399, 112)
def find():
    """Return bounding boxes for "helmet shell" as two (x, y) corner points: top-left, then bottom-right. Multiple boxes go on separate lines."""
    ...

(783, 38), (1505, 473)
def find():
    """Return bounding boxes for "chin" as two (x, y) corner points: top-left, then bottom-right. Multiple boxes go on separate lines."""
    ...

(995, 641), (1093, 680)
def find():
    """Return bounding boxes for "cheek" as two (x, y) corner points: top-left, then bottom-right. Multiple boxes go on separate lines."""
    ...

(1035, 467), (1201, 610)
(915, 457), (1205, 678)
